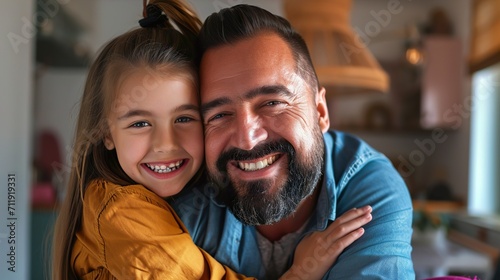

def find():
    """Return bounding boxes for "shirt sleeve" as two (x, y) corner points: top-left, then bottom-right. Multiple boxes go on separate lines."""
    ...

(93, 185), (253, 280)
(325, 158), (415, 280)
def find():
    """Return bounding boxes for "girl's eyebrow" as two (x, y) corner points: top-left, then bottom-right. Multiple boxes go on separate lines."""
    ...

(174, 104), (199, 113)
(118, 109), (152, 120)
(118, 104), (199, 120)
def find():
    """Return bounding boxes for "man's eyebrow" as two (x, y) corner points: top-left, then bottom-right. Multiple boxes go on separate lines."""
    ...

(201, 85), (292, 116)
(201, 97), (231, 116)
(245, 85), (293, 99)
(118, 109), (152, 120)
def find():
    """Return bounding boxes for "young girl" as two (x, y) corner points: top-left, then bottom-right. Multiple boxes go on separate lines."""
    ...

(52, 0), (372, 279)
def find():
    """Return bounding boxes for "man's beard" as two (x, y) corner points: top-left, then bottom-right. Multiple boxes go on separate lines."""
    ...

(208, 130), (324, 226)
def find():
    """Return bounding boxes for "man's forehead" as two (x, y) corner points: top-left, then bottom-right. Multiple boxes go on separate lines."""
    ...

(200, 32), (295, 77)
(198, 32), (314, 107)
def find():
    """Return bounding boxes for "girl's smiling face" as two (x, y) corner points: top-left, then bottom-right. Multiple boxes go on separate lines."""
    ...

(104, 69), (203, 197)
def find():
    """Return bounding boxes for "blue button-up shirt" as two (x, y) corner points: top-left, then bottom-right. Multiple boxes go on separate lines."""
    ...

(171, 131), (415, 279)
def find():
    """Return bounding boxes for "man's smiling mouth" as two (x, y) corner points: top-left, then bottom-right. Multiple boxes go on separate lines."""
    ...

(236, 155), (278, 171)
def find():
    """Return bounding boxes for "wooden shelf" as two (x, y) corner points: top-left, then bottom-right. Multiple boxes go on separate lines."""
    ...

(413, 200), (466, 214)
(448, 229), (500, 264)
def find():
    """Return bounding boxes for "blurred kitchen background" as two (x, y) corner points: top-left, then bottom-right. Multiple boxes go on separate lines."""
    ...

(1, 0), (500, 279)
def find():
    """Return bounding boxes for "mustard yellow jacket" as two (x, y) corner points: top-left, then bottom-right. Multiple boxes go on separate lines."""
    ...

(72, 179), (253, 279)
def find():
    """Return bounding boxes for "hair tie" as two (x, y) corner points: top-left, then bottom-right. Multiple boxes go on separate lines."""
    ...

(139, 4), (168, 28)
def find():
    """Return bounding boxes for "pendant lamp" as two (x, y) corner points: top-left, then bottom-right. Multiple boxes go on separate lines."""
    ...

(283, 0), (389, 95)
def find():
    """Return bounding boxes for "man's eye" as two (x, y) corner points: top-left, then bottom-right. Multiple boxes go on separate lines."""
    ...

(175, 116), (194, 123)
(266, 101), (283, 106)
(130, 121), (150, 128)
(208, 113), (227, 122)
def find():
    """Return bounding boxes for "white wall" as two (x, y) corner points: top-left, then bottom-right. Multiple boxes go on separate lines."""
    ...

(34, 69), (87, 195)
(34, 69), (86, 151)
(0, 1), (34, 279)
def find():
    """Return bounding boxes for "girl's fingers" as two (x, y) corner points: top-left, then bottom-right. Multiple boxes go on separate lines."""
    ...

(323, 205), (372, 235)
(319, 206), (372, 249)
(323, 227), (366, 261)
(336, 205), (372, 224)
(324, 213), (371, 245)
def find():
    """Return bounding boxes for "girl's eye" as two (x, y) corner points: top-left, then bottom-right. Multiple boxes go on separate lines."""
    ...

(175, 116), (194, 123)
(130, 121), (150, 128)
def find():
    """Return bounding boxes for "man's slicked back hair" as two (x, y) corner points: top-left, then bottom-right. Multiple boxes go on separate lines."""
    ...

(199, 4), (320, 91)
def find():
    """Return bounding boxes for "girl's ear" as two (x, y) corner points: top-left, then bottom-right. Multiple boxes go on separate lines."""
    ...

(104, 135), (115, 150)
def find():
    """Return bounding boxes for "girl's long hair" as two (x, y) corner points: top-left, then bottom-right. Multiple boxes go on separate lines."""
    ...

(51, 1), (201, 279)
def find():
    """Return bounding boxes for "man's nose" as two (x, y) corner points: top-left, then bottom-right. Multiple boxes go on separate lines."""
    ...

(233, 110), (268, 151)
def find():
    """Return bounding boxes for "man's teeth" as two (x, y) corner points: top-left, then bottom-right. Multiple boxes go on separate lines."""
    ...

(238, 156), (276, 171)
(146, 160), (183, 173)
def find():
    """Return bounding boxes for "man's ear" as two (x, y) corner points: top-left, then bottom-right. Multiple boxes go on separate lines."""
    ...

(104, 135), (115, 150)
(316, 87), (330, 133)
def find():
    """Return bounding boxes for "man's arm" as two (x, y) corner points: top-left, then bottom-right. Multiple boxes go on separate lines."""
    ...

(326, 158), (414, 279)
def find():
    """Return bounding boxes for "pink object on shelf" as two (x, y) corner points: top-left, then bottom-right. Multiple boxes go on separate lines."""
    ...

(420, 36), (463, 129)
(31, 182), (56, 207)
(35, 129), (63, 182)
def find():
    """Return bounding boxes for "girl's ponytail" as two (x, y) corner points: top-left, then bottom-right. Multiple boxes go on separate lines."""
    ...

(143, 0), (202, 39)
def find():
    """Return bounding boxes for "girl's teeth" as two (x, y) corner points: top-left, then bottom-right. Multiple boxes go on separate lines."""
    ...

(147, 160), (183, 173)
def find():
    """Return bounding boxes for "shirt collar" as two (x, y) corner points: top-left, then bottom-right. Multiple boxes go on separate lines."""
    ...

(306, 132), (337, 232)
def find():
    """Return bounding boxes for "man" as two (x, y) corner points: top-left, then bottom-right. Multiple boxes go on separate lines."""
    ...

(172, 4), (414, 279)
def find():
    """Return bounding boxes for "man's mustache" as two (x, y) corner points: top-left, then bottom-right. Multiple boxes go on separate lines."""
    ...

(215, 140), (295, 173)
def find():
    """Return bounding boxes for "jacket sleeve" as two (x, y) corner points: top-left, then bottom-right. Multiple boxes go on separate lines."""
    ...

(325, 158), (415, 280)
(93, 186), (253, 280)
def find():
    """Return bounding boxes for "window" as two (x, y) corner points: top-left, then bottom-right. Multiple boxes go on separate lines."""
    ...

(469, 63), (500, 214)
